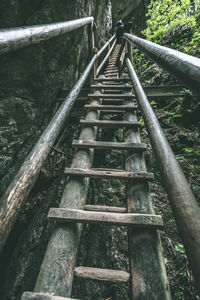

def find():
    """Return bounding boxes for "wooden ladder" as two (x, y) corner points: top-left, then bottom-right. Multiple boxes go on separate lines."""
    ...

(22, 44), (171, 299)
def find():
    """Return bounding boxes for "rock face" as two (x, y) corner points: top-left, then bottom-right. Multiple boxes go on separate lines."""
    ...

(111, 0), (148, 34)
(0, 1), (111, 299)
(0, 0), (112, 195)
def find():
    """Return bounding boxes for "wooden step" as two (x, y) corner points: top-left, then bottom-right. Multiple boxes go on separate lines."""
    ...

(80, 120), (141, 128)
(94, 78), (129, 81)
(72, 140), (146, 150)
(88, 94), (135, 99)
(74, 266), (130, 283)
(84, 104), (138, 111)
(84, 205), (127, 213)
(100, 110), (124, 114)
(22, 292), (80, 300)
(48, 208), (163, 228)
(102, 89), (121, 93)
(91, 84), (132, 89)
(64, 168), (154, 180)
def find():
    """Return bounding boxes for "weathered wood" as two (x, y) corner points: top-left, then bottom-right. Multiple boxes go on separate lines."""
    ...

(64, 167), (154, 180)
(80, 120), (141, 128)
(85, 104), (137, 111)
(123, 93), (171, 297)
(93, 77), (129, 81)
(74, 267), (130, 283)
(0, 51), (98, 252)
(96, 39), (116, 76)
(48, 208), (163, 228)
(124, 32), (200, 94)
(101, 89), (121, 93)
(34, 91), (101, 295)
(72, 140), (146, 150)
(100, 110), (124, 113)
(91, 84), (132, 89)
(126, 57), (200, 287)
(88, 94), (134, 99)
(84, 205), (127, 213)
(0, 17), (94, 55)
(22, 292), (80, 300)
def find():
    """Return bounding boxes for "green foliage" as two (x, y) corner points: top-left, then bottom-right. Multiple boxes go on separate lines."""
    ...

(143, 0), (200, 55)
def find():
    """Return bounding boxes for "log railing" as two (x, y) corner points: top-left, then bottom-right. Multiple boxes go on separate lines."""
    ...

(0, 17), (113, 252)
(124, 33), (200, 94)
(125, 56), (200, 287)
(0, 17), (94, 54)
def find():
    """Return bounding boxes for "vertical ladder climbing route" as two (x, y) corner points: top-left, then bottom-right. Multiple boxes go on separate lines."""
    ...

(23, 44), (171, 299)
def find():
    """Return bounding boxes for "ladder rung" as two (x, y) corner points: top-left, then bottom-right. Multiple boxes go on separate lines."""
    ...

(93, 78), (129, 81)
(22, 292), (80, 300)
(84, 205), (127, 213)
(100, 110), (124, 113)
(74, 266), (130, 283)
(84, 104), (137, 111)
(48, 208), (163, 228)
(80, 120), (141, 128)
(64, 168), (154, 180)
(91, 85), (132, 89)
(72, 140), (147, 150)
(103, 90), (121, 93)
(88, 94), (135, 99)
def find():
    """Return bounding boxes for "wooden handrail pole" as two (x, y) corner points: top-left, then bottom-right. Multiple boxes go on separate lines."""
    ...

(124, 32), (200, 94)
(0, 17), (94, 55)
(126, 57), (200, 287)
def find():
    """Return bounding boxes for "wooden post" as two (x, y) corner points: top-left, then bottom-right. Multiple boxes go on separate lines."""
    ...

(123, 96), (171, 298)
(34, 90), (102, 297)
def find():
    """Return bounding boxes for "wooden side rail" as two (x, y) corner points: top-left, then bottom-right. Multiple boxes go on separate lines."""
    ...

(124, 32), (200, 94)
(0, 33), (114, 252)
(126, 57), (200, 287)
(0, 17), (94, 55)
(96, 39), (116, 76)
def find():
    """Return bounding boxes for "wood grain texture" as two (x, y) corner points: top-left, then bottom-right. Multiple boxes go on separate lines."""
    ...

(48, 208), (163, 228)
(72, 140), (146, 150)
(84, 104), (138, 111)
(64, 168), (154, 180)
(22, 292), (80, 300)
(84, 205), (127, 213)
(91, 85), (131, 89)
(88, 93), (134, 98)
(123, 95), (171, 298)
(74, 267), (130, 283)
(34, 93), (101, 296)
(80, 120), (141, 128)
(93, 77), (129, 81)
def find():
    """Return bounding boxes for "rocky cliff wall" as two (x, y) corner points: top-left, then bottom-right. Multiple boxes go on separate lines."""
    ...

(111, 0), (148, 34)
(0, 1), (112, 299)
